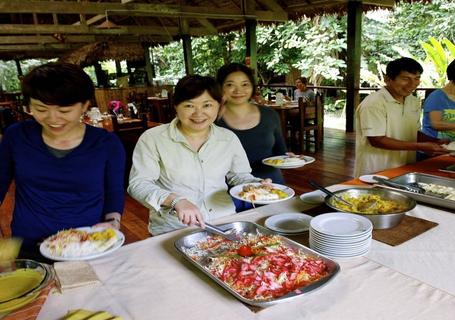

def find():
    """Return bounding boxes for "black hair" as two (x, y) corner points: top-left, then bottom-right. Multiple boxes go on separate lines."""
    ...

(173, 74), (222, 106)
(447, 60), (455, 82)
(297, 77), (309, 85)
(216, 63), (256, 98)
(21, 62), (94, 107)
(386, 57), (423, 80)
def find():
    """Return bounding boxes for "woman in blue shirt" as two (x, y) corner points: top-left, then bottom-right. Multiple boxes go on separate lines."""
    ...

(0, 62), (125, 260)
(422, 60), (455, 140)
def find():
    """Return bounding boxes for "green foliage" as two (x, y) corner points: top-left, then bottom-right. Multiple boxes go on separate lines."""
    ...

(0, 59), (50, 92)
(256, 16), (346, 85)
(420, 37), (455, 86)
(324, 96), (346, 113)
(362, 0), (454, 85)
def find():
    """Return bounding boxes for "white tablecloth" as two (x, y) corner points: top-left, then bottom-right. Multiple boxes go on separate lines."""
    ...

(38, 192), (455, 319)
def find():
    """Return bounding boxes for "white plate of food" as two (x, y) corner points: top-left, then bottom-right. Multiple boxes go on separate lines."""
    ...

(262, 155), (315, 169)
(359, 174), (389, 184)
(230, 183), (295, 205)
(264, 213), (312, 234)
(40, 227), (125, 261)
(443, 141), (455, 151)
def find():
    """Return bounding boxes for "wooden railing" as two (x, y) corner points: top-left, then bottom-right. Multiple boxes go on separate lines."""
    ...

(258, 84), (436, 101)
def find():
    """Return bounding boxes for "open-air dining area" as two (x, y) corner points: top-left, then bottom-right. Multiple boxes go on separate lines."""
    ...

(0, 1), (455, 319)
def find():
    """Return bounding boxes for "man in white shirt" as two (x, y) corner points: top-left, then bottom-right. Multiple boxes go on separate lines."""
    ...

(354, 57), (448, 177)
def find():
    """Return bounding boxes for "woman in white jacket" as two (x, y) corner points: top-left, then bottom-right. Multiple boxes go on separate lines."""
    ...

(128, 75), (264, 235)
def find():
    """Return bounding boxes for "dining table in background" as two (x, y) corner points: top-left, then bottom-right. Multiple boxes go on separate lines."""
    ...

(37, 155), (455, 319)
(147, 96), (172, 123)
(263, 101), (299, 138)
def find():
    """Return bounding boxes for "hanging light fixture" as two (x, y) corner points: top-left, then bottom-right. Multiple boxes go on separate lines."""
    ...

(96, 11), (120, 29)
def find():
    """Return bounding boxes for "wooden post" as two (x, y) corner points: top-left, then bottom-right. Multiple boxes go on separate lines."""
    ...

(115, 61), (122, 77)
(345, 1), (362, 133)
(94, 62), (108, 88)
(181, 19), (193, 75)
(144, 44), (154, 85)
(15, 59), (23, 77)
(245, 19), (258, 82)
(182, 35), (193, 75)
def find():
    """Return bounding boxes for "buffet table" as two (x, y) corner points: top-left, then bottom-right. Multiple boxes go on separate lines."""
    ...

(38, 156), (455, 319)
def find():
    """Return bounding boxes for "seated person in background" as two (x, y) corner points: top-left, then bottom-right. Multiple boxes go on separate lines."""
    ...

(422, 59), (455, 141)
(0, 62), (125, 260)
(128, 75), (265, 236)
(354, 57), (448, 178)
(294, 77), (315, 102)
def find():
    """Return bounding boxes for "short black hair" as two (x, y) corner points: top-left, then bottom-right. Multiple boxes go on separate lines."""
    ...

(447, 59), (455, 82)
(216, 63), (256, 98)
(386, 57), (423, 80)
(297, 77), (309, 85)
(22, 62), (94, 107)
(173, 75), (222, 106)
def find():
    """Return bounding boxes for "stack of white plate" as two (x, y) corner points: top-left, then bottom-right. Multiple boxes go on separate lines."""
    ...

(309, 212), (373, 258)
(264, 213), (312, 235)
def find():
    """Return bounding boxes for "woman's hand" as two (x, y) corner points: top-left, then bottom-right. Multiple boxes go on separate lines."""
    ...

(93, 212), (121, 230)
(174, 199), (206, 229)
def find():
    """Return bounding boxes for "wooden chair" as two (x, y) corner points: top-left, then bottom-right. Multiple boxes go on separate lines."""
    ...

(293, 93), (323, 152)
(111, 115), (148, 188)
(147, 92), (175, 123)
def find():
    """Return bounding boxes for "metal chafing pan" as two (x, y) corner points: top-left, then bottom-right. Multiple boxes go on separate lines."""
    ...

(174, 221), (340, 307)
(375, 173), (455, 211)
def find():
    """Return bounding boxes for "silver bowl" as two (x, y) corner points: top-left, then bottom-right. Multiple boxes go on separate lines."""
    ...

(324, 188), (416, 229)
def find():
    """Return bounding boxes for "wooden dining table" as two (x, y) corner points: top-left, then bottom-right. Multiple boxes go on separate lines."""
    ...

(147, 96), (171, 123)
(264, 101), (299, 137)
(38, 155), (455, 319)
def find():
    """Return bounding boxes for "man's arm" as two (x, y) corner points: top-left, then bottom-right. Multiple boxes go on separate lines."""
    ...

(368, 136), (448, 153)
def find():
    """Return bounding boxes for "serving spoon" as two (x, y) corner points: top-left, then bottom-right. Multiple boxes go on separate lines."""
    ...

(308, 180), (354, 208)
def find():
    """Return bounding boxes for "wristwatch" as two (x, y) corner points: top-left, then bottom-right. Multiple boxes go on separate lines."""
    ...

(170, 196), (186, 211)
(104, 216), (121, 226)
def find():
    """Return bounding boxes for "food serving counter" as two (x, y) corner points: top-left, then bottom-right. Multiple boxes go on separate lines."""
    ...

(38, 156), (455, 319)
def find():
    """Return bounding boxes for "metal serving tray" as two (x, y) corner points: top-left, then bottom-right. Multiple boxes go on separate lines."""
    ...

(378, 173), (455, 210)
(174, 221), (340, 307)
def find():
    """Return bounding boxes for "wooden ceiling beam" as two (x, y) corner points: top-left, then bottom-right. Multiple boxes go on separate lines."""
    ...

(0, 43), (80, 51)
(0, 35), (96, 44)
(257, 0), (287, 14)
(0, 35), (168, 45)
(197, 19), (218, 34)
(0, 1), (288, 21)
(0, 24), (212, 37)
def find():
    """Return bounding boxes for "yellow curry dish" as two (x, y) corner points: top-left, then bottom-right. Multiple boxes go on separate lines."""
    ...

(333, 194), (408, 214)
(0, 268), (44, 312)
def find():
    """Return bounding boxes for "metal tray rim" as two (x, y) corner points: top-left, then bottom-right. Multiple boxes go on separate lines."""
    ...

(174, 221), (340, 307)
(379, 172), (455, 210)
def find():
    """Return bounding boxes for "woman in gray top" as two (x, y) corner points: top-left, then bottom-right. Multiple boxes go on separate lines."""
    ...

(216, 63), (287, 185)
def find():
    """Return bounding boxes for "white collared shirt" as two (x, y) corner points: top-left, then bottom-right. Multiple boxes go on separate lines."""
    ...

(128, 118), (260, 235)
(354, 87), (421, 177)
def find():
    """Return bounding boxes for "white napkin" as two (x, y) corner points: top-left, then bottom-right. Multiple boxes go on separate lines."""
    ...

(54, 261), (101, 291)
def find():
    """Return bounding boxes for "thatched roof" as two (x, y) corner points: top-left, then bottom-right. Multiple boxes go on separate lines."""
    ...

(59, 42), (145, 66)
(0, 0), (411, 61)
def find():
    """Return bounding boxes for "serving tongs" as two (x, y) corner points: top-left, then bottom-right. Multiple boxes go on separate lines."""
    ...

(372, 176), (425, 194)
(203, 223), (240, 242)
(308, 180), (354, 208)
